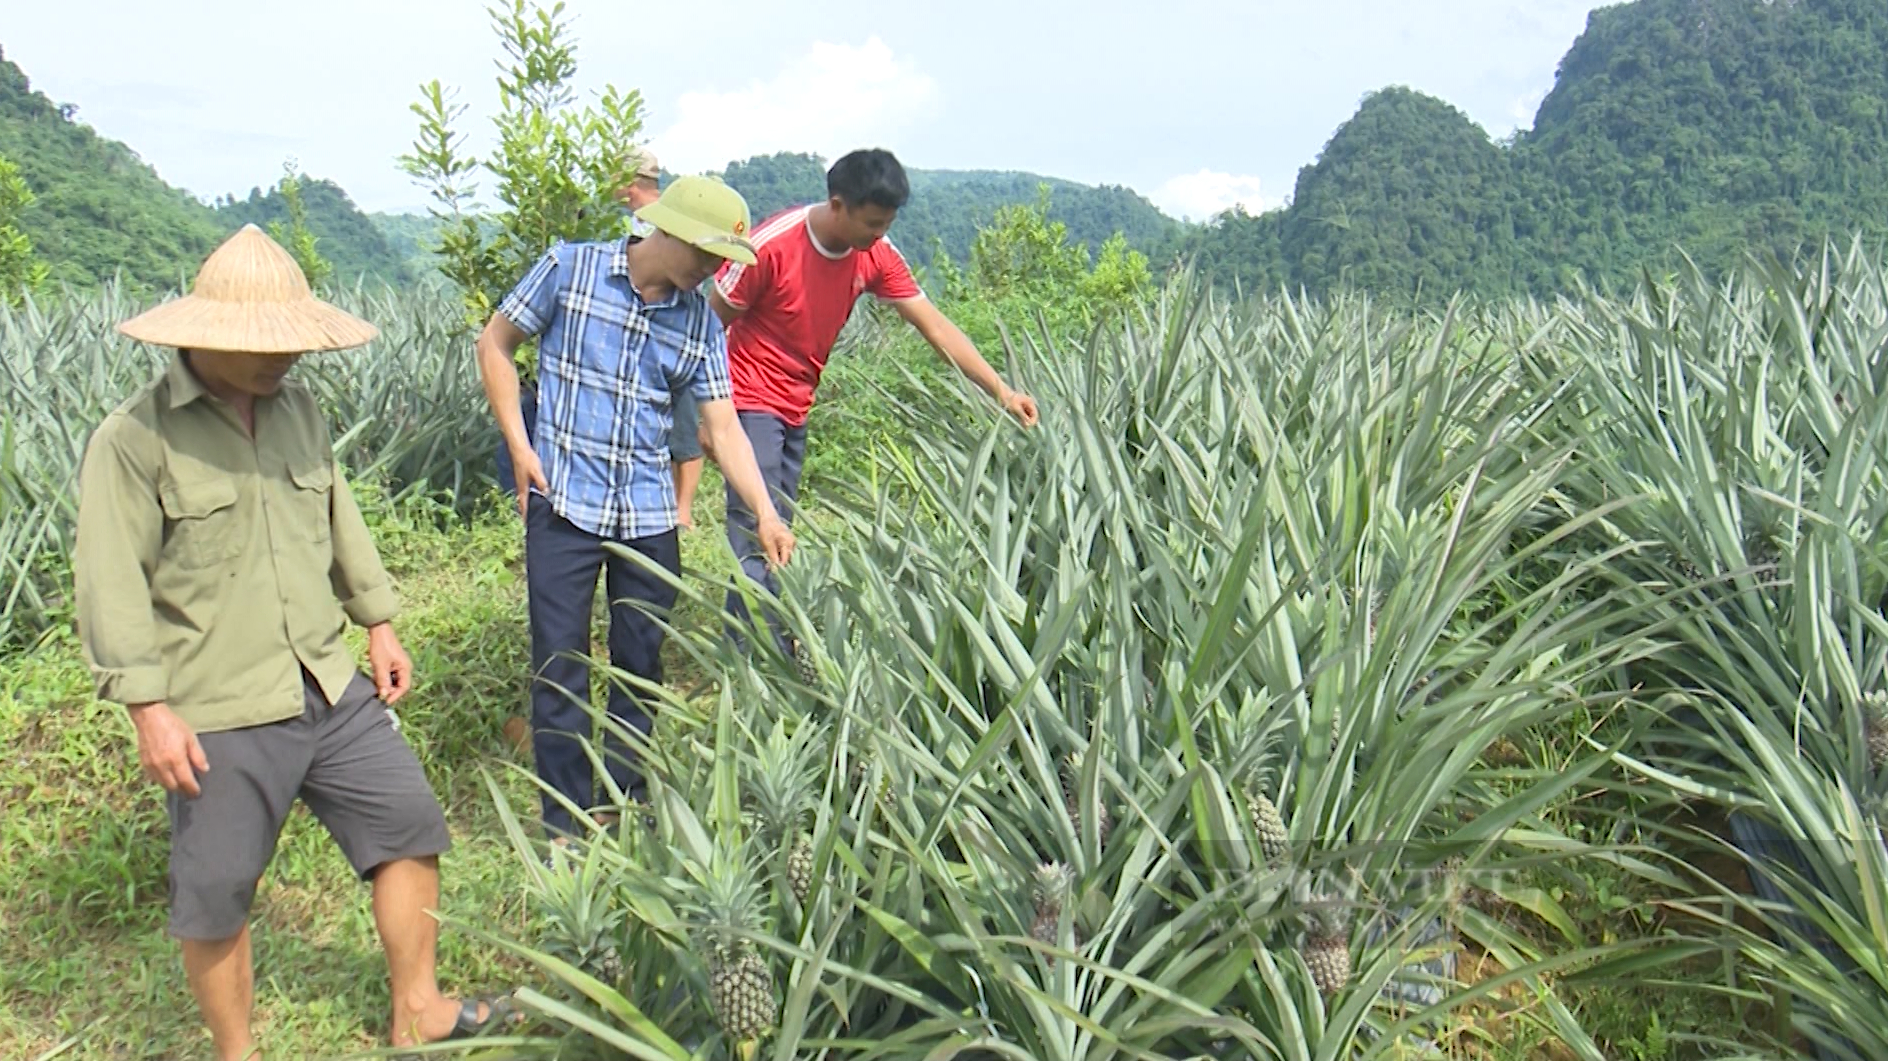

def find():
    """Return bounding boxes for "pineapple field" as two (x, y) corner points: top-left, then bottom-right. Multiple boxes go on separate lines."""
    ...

(5, 239), (1888, 1059)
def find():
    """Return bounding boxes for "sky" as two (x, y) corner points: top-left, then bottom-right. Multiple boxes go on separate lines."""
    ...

(3, 0), (1620, 223)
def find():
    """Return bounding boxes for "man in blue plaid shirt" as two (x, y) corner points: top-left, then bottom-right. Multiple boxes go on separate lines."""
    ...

(475, 175), (794, 841)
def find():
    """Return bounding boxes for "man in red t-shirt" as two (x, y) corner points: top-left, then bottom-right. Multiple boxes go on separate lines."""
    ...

(709, 148), (1039, 648)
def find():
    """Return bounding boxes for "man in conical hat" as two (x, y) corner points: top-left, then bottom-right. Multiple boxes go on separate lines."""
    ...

(72, 224), (518, 1058)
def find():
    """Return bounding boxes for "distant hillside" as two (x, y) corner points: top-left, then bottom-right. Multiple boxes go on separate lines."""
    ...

(0, 46), (223, 292)
(711, 152), (1182, 273)
(0, 46), (408, 294)
(213, 176), (411, 289)
(1186, 0), (1888, 301)
(379, 151), (1185, 285)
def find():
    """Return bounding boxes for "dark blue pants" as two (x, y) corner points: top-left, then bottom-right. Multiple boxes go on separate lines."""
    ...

(524, 493), (679, 837)
(723, 410), (806, 653)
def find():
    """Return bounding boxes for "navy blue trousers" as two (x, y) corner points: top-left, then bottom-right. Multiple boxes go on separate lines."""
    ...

(723, 410), (806, 654)
(524, 493), (679, 837)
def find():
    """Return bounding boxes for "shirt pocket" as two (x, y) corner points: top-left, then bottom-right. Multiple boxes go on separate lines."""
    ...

(158, 475), (243, 570)
(287, 459), (334, 543)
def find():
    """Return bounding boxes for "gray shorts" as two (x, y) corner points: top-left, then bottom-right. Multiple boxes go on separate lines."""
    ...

(164, 670), (452, 940)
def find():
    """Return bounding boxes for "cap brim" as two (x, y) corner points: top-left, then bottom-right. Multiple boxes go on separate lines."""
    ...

(635, 202), (757, 265)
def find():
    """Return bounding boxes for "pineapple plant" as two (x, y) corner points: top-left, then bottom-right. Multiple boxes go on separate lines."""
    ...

(1300, 898), (1352, 997)
(683, 843), (779, 1050)
(533, 850), (628, 991)
(747, 720), (823, 905)
(1245, 788), (1290, 865)
(1864, 691), (1888, 769)
(1060, 750), (1112, 846)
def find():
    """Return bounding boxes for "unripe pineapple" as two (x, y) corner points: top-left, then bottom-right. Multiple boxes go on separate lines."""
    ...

(791, 637), (819, 687)
(787, 833), (814, 906)
(1865, 691), (1888, 769)
(1060, 751), (1112, 846)
(848, 756), (898, 815)
(1245, 790), (1289, 865)
(1029, 861), (1075, 948)
(684, 844), (777, 1049)
(1300, 902), (1351, 996)
(1437, 854), (1496, 914)
(708, 941), (777, 1045)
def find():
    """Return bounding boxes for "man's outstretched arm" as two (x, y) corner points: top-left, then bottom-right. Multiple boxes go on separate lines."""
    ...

(891, 297), (1039, 427)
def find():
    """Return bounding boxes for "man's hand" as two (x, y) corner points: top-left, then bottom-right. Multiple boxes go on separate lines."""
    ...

(508, 442), (548, 520)
(128, 703), (208, 798)
(1002, 389), (1040, 428)
(757, 513), (796, 569)
(367, 623), (414, 704)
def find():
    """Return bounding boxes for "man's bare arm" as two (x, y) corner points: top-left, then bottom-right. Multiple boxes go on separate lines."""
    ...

(892, 297), (1040, 426)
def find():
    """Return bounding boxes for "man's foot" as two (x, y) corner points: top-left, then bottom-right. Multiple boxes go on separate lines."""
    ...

(392, 993), (520, 1047)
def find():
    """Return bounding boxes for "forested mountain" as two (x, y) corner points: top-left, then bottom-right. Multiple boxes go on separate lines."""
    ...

(0, 48), (223, 291)
(212, 177), (411, 288)
(372, 151), (1183, 282)
(0, 46), (406, 293)
(704, 151), (1181, 270)
(1186, 0), (1888, 300)
(10, 0), (1888, 306)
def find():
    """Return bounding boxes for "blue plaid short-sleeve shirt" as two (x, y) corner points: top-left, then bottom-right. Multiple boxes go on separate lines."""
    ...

(498, 237), (732, 540)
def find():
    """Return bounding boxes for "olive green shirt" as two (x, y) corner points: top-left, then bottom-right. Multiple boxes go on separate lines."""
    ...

(73, 354), (400, 734)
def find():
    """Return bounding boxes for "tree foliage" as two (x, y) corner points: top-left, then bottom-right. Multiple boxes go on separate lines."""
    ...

(930, 183), (1155, 346)
(0, 153), (48, 306)
(264, 161), (333, 290)
(399, 0), (650, 341)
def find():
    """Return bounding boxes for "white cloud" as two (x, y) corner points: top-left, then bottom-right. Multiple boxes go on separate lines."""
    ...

(650, 38), (938, 175)
(1502, 88), (1548, 134)
(1152, 171), (1268, 222)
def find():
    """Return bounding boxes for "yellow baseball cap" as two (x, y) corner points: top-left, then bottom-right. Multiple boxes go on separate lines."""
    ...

(634, 175), (756, 265)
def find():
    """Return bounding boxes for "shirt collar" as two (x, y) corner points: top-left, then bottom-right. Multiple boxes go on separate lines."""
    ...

(165, 351), (211, 410)
(612, 234), (684, 310)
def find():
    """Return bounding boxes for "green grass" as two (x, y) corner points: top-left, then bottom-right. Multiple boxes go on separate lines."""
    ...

(0, 466), (774, 1060)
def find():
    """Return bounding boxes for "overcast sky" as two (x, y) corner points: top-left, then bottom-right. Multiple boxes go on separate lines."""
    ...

(4, 0), (1616, 222)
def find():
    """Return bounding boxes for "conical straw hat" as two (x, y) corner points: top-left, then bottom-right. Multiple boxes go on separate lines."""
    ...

(116, 224), (379, 354)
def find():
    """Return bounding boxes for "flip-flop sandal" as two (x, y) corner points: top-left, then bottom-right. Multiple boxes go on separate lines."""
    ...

(391, 994), (524, 1059)
(445, 993), (523, 1039)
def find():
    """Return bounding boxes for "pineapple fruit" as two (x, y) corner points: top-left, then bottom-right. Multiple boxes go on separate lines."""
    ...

(1060, 751), (1112, 846)
(1437, 854), (1497, 915)
(685, 846), (778, 1049)
(791, 637), (819, 687)
(786, 833), (815, 907)
(708, 941), (777, 1047)
(1864, 691), (1888, 769)
(1300, 900), (1351, 996)
(1029, 861), (1075, 954)
(848, 755), (899, 816)
(1245, 790), (1290, 865)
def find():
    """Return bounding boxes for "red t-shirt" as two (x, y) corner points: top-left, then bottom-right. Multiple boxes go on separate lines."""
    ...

(713, 205), (924, 427)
